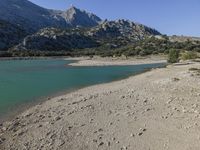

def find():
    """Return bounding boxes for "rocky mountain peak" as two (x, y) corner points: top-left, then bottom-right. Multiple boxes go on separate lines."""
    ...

(61, 6), (102, 27)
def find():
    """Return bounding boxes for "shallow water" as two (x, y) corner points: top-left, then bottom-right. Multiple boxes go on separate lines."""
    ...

(0, 59), (165, 118)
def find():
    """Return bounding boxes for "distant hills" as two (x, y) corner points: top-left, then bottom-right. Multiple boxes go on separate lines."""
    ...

(0, 0), (101, 32)
(0, 0), (200, 57)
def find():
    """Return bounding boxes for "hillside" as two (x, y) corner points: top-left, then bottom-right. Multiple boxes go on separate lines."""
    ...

(13, 28), (99, 53)
(11, 20), (161, 54)
(0, 0), (101, 32)
(0, 20), (28, 51)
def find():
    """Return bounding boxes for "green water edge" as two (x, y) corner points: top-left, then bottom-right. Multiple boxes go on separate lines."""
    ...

(0, 58), (166, 122)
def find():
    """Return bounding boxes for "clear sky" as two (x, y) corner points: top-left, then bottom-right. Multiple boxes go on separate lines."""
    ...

(29, 0), (200, 37)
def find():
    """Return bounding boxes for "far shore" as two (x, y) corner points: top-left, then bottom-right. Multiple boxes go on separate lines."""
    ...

(1, 57), (200, 149)
(67, 55), (167, 66)
(0, 55), (167, 66)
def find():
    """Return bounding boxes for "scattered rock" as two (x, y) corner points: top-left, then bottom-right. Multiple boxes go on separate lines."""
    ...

(120, 95), (125, 99)
(55, 116), (61, 121)
(98, 128), (103, 132)
(138, 132), (143, 136)
(98, 142), (104, 147)
(143, 99), (148, 103)
(172, 78), (180, 82)
(121, 146), (128, 150)
(145, 108), (151, 112)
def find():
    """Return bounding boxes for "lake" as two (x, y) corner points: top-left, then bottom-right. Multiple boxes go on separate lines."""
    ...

(0, 59), (165, 120)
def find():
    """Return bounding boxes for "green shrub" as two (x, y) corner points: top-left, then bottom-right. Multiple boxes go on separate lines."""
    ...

(181, 51), (198, 60)
(168, 49), (180, 63)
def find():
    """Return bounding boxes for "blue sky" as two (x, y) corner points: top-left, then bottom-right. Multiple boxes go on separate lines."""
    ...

(29, 0), (200, 37)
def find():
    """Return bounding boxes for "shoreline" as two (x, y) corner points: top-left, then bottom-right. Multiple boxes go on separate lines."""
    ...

(0, 60), (166, 124)
(1, 61), (200, 149)
(0, 55), (167, 67)
(67, 55), (167, 66)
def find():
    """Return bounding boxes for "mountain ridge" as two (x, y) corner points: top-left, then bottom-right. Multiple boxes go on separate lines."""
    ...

(0, 0), (102, 50)
(0, 0), (102, 32)
(2, 0), (200, 58)
(12, 20), (161, 52)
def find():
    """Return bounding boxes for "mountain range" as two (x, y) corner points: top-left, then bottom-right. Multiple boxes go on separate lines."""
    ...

(0, 0), (161, 51)
(0, 0), (199, 57)
(0, 0), (101, 31)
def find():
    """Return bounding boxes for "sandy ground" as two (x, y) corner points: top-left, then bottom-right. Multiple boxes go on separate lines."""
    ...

(1, 61), (200, 150)
(68, 55), (167, 66)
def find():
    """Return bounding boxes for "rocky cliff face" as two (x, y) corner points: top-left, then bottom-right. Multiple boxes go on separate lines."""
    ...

(88, 19), (161, 41)
(60, 6), (102, 27)
(12, 20), (161, 52)
(13, 28), (99, 51)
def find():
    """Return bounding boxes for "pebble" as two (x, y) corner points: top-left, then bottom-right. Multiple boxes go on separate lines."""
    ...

(60, 98), (65, 101)
(145, 108), (151, 112)
(89, 118), (94, 123)
(68, 126), (73, 130)
(122, 146), (128, 150)
(144, 99), (148, 103)
(55, 116), (61, 121)
(98, 142), (104, 147)
(37, 124), (43, 128)
(76, 132), (82, 136)
(58, 141), (65, 146)
(138, 132), (143, 136)
(2, 127), (7, 131)
(121, 95), (125, 99)
(98, 128), (103, 132)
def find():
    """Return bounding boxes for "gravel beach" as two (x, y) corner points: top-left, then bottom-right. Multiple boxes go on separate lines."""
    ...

(1, 60), (200, 150)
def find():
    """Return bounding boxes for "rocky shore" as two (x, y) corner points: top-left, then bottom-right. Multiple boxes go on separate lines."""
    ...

(68, 55), (167, 66)
(1, 61), (200, 150)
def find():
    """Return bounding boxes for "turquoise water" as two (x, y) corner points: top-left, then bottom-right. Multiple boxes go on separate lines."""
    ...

(0, 59), (165, 118)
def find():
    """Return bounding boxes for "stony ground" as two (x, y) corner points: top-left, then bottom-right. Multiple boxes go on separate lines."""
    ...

(68, 55), (167, 66)
(1, 63), (200, 150)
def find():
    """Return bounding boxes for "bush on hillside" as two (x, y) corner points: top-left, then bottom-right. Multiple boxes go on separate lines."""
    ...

(168, 49), (180, 63)
(180, 51), (198, 60)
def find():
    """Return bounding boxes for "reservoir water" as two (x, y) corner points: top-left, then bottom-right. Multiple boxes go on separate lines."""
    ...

(0, 59), (165, 119)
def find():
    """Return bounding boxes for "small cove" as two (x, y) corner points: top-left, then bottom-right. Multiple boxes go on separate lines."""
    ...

(0, 58), (165, 121)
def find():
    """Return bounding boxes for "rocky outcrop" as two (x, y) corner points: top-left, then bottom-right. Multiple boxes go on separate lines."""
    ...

(13, 28), (99, 51)
(60, 6), (102, 27)
(88, 19), (161, 41)
(12, 19), (161, 52)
